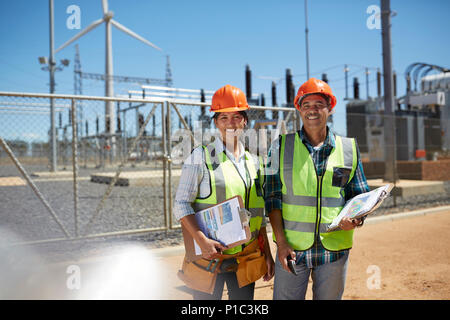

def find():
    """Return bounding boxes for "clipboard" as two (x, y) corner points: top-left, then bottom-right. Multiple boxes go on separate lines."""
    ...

(181, 195), (251, 262)
(327, 183), (394, 232)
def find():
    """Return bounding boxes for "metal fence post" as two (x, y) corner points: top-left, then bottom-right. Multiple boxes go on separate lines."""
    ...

(71, 98), (79, 237)
(167, 102), (173, 229)
(162, 101), (168, 232)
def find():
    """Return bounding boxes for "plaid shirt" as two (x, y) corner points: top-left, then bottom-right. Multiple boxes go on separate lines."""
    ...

(264, 127), (370, 268)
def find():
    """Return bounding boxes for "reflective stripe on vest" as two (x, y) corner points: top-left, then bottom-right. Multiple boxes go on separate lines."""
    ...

(192, 144), (265, 254)
(278, 132), (358, 251)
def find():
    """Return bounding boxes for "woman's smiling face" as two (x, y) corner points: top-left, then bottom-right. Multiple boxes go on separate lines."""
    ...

(214, 111), (247, 142)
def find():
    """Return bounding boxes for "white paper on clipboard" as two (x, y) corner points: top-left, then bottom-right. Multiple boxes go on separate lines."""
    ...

(193, 196), (248, 255)
(327, 183), (393, 232)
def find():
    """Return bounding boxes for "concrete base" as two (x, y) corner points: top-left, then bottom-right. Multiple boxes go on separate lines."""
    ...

(90, 170), (182, 187)
(31, 171), (74, 178)
(0, 177), (26, 186)
(367, 179), (445, 197)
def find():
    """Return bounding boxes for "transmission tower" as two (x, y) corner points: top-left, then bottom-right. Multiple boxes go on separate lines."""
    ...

(165, 55), (173, 87)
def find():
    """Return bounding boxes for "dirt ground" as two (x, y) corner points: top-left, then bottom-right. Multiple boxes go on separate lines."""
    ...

(2, 208), (449, 300)
(252, 209), (450, 300)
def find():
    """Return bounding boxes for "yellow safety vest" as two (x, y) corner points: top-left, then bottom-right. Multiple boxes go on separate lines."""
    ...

(192, 143), (265, 254)
(277, 132), (358, 251)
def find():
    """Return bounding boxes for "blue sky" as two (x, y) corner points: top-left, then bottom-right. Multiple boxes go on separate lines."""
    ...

(1, 0), (449, 137)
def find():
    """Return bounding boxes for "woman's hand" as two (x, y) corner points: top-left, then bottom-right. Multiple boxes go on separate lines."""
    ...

(197, 237), (228, 260)
(180, 215), (228, 260)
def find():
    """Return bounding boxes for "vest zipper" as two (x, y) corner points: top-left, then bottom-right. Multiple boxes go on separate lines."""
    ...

(316, 174), (325, 235)
(312, 166), (320, 240)
(311, 152), (328, 240)
(227, 153), (251, 211)
(316, 153), (330, 237)
(242, 160), (252, 210)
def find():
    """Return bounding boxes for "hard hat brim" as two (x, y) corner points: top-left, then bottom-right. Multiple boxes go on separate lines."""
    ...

(211, 105), (249, 113)
(294, 92), (337, 111)
(294, 78), (337, 111)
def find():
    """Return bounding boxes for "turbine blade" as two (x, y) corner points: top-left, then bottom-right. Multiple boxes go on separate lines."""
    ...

(110, 19), (162, 51)
(102, 0), (108, 14)
(55, 18), (105, 53)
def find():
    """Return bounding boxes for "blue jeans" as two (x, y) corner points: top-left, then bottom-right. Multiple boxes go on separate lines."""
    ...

(273, 250), (349, 300)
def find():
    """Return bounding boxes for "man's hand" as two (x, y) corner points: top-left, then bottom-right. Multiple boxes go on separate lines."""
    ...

(339, 216), (364, 230)
(277, 241), (296, 273)
(268, 209), (296, 273)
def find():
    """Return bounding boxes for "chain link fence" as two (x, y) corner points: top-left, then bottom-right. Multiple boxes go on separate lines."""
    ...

(1, 92), (449, 245)
(0, 92), (298, 244)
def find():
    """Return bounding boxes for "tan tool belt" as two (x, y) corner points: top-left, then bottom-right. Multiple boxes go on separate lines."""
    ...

(177, 239), (267, 294)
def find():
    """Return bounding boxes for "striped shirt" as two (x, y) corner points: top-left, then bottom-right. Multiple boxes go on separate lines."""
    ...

(264, 127), (370, 268)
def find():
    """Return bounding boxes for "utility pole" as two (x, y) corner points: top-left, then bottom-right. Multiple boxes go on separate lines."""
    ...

(381, 0), (398, 182)
(49, 0), (57, 172)
(40, 0), (69, 171)
(304, 0), (310, 80)
(344, 64), (349, 100)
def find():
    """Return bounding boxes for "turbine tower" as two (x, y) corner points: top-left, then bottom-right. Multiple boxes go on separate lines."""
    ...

(55, 0), (162, 153)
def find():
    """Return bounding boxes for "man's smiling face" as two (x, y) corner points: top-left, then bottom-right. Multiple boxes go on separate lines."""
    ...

(298, 94), (331, 131)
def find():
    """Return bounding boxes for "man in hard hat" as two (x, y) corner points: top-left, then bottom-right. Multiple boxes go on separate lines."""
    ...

(175, 84), (274, 300)
(264, 78), (370, 300)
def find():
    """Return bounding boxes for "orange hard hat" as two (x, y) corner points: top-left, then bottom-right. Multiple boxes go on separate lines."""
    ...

(210, 84), (249, 113)
(294, 78), (337, 111)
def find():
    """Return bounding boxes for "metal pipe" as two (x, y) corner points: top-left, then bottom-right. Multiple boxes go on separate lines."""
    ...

(0, 91), (167, 103)
(123, 106), (127, 157)
(0, 92), (300, 112)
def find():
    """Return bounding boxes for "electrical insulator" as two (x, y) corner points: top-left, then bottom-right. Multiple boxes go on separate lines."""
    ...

(245, 65), (252, 100)
(353, 77), (360, 100)
(271, 81), (277, 106)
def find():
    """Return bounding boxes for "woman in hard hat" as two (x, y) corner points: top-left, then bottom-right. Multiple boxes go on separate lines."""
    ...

(175, 84), (274, 300)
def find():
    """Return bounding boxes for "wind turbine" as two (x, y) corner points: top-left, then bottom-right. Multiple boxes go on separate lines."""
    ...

(55, 0), (162, 153)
